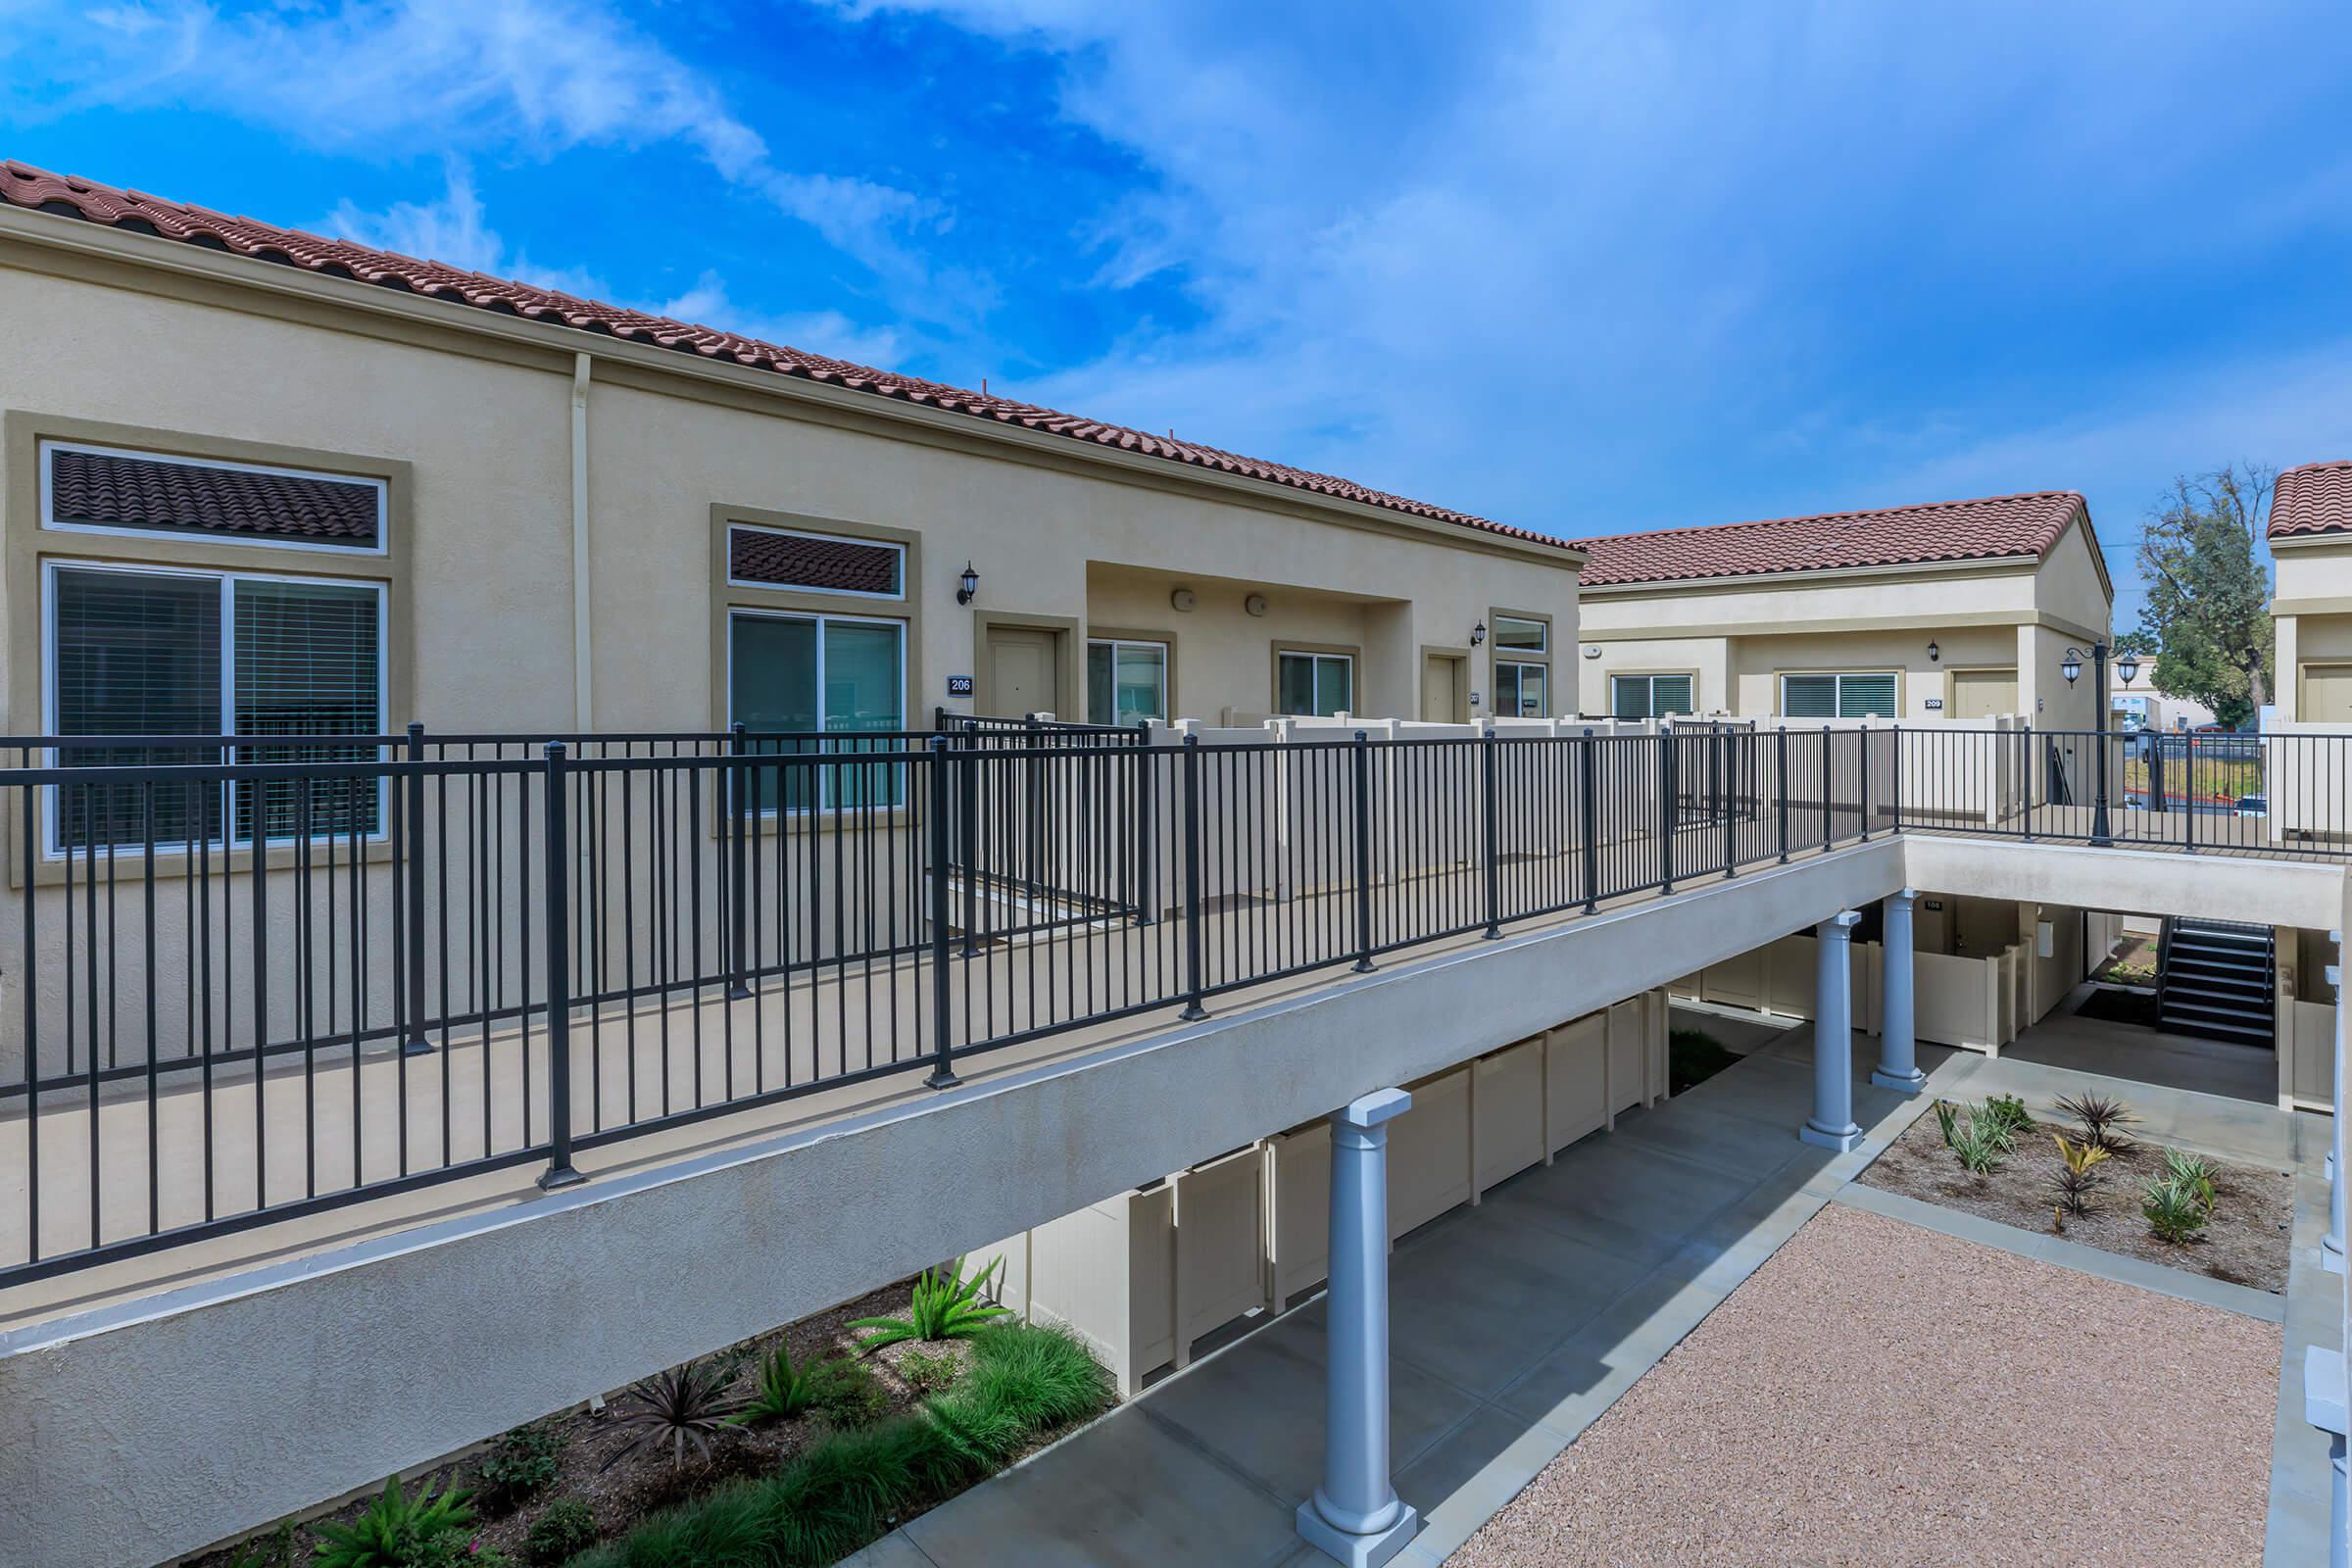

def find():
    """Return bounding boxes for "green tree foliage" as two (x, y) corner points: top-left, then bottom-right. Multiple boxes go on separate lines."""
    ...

(2128, 465), (2275, 730)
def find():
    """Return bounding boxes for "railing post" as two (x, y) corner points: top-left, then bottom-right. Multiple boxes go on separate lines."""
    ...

(1658, 726), (1677, 894)
(1580, 728), (1601, 914)
(2149, 733), (2168, 816)
(1351, 730), (1377, 971)
(728, 721), (752, 998)
(1180, 734), (1208, 1020)
(925, 736), (960, 1090)
(1858, 725), (1872, 843)
(1023, 713), (1044, 906)
(1776, 725), (1790, 863)
(2182, 738), (2197, 854)
(1889, 722), (1903, 834)
(2090, 645), (2114, 847)
(2020, 722), (2035, 842)
(403, 721), (430, 1054)
(538, 741), (583, 1191)
(1135, 735), (1158, 927)
(1717, 729), (1735, 878)
(1481, 727), (1502, 938)
(959, 732), (982, 956)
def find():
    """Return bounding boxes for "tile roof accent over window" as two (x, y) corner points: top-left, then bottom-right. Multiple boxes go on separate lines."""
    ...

(47, 444), (382, 546)
(1571, 490), (2090, 588)
(0, 160), (1575, 558)
(729, 526), (903, 595)
(2271, 460), (2352, 540)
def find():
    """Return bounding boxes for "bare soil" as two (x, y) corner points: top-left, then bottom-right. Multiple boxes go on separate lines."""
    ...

(189, 1273), (1008, 1567)
(1855, 1106), (2292, 1293)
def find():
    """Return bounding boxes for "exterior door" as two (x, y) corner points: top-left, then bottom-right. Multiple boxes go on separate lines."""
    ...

(985, 625), (1060, 718)
(1949, 668), (2019, 720)
(1422, 653), (1465, 722)
(2303, 662), (2352, 723)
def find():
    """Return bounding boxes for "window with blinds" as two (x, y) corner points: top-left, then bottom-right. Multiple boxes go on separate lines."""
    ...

(47, 564), (384, 851)
(1781, 672), (1897, 718)
(1611, 673), (1693, 719)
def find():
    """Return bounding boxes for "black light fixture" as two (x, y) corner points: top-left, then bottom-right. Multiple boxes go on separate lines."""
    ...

(956, 561), (979, 606)
(1926, 640), (1939, 663)
(2117, 651), (2140, 687)
(2060, 650), (2082, 685)
(1470, 620), (1487, 648)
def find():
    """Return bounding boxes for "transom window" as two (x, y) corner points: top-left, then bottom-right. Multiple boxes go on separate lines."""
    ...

(1494, 662), (1548, 717)
(1611, 673), (1693, 719)
(728, 610), (907, 809)
(45, 562), (386, 852)
(1277, 650), (1354, 717)
(1491, 615), (1548, 654)
(1086, 638), (1168, 727)
(41, 440), (386, 553)
(1781, 671), (1897, 718)
(727, 524), (905, 599)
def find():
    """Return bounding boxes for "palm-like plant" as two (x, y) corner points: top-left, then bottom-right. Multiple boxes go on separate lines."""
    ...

(850, 1255), (1009, 1352)
(312, 1475), (475, 1568)
(730, 1342), (840, 1426)
(601, 1358), (739, 1471)
(2159, 1148), (2219, 1213)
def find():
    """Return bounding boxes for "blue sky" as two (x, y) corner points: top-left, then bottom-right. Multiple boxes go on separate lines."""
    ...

(5, 1), (2350, 625)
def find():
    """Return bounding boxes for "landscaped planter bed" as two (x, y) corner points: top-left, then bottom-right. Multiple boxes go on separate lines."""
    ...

(190, 1267), (1114, 1568)
(1856, 1101), (2292, 1293)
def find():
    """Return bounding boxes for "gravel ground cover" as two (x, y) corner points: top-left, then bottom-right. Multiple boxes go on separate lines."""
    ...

(1447, 1203), (2278, 1568)
(1856, 1104), (2291, 1292)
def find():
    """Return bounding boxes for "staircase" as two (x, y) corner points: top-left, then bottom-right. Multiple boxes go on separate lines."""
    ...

(2155, 917), (2277, 1048)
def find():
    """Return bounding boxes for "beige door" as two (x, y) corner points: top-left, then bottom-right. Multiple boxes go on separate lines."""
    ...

(984, 626), (1060, 718)
(1422, 653), (1465, 722)
(2303, 663), (2352, 723)
(1949, 667), (2019, 720)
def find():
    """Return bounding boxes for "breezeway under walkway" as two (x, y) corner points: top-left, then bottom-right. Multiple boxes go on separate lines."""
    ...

(858, 1024), (2329, 1568)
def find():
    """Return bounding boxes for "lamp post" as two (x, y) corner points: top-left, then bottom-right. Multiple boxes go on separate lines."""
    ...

(2061, 642), (2131, 846)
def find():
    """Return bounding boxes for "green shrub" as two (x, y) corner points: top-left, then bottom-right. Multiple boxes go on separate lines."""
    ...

(2143, 1175), (2212, 1245)
(1967, 1100), (2021, 1153)
(312, 1475), (476, 1568)
(523, 1496), (599, 1567)
(809, 1356), (891, 1429)
(1932, 1100), (1959, 1148)
(897, 1348), (961, 1395)
(2159, 1148), (2220, 1212)
(572, 1322), (1110, 1568)
(1950, 1119), (2008, 1175)
(732, 1343), (843, 1426)
(850, 1256), (1009, 1351)
(478, 1422), (565, 1509)
(1980, 1093), (2033, 1140)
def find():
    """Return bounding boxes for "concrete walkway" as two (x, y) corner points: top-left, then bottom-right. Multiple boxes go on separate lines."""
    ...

(853, 1026), (1953, 1568)
(858, 1024), (2335, 1568)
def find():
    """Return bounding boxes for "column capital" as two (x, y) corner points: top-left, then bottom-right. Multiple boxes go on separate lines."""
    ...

(1818, 909), (1863, 942)
(1335, 1087), (1412, 1132)
(1889, 887), (1918, 906)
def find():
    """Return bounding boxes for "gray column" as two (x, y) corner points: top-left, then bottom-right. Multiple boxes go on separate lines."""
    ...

(2330, 948), (2346, 1273)
(1298, 1088), (1420, 1568)
(1801, 910), (1865, 1152)
(1872, 889), (1927, 1095)
(2305, 1348), (2348, 1568)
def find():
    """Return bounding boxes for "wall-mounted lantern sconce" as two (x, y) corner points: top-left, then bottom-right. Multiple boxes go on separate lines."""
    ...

(956, 562), (979, 606)
(2060, 649), (2083, 685)
(1926, 640), (1939, 663)
(1470, 620), (1488, 648)
(2116, 651), (2140, 687)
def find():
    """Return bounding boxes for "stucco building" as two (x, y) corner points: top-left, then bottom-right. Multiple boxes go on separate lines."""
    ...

(2273, 458), (2352, 725)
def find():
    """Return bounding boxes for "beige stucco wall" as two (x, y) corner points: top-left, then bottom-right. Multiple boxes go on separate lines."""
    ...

(2274, 536), (2352, 723)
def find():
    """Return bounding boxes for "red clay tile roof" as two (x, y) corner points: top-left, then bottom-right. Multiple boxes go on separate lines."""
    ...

(729, 525), (903, 594)
(1571, 491), (2091, 588)
(1, 160), (1573, 557)
(49, 444), (381, 544)
(2271, 460), (2352, 540)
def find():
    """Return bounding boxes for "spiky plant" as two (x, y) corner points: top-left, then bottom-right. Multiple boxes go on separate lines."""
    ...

(1933, 1100), (1960, 1149)
(2056, 1091), (2138, 1154)
(1966, 1101), (2020, 1154)
(311, 1475), (475, 1568)
(2052, 1162), (2100, 1217)
(601, 1358), (739, 1471)
(1981, 1093), (2034, 1140)
(1950, 1119), (2008, 1176)
(2054, 1132), (2111, 1179)
(851, 1256), (1010, 1352)
(2142, 1175), (2211, 1246)
(2159, 1148), (2220, 1213)
(731, 1342), (842, 1426)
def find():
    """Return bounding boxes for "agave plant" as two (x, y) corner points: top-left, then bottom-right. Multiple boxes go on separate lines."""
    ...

(730, 1342), (842, 1426)
(312, 1475), (475, 1568)
(601, 1358), (739, 1471)
(1950, 1119), (2008, 1176)
(2159, 1148), (2219, 1213)
(851, 1255), (1009, 1351)
(2056, 1091), (2137, 1154)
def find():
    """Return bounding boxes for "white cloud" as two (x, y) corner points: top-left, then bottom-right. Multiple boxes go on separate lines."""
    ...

(317, 163), (608, 298)
(649, 270), (907, 367)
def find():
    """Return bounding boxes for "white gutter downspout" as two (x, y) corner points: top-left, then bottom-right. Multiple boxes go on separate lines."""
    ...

(570, 352), (594, 729)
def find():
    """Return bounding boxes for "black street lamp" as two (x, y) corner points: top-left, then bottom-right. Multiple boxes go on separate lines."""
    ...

(2061, 641), (2113, 845)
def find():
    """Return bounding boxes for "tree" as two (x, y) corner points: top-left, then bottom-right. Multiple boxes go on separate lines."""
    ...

(2129, 464), (2275, 730)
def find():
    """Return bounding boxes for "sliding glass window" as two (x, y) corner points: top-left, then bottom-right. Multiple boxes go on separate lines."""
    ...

(728, 610), (906, 809)
(1781, 671), (1896, 719)
(1086, 638), (1168, 726)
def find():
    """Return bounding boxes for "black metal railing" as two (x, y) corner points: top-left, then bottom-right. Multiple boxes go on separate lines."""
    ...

(3, 718), (2344, 1285)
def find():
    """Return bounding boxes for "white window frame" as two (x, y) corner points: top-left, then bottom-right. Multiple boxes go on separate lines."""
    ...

(1086, 637), (1170, 726)
(1494, 660), (1549, 717)
(38, 439), (390, 558)
(1611, 672), (1694, 719)
(1490, 614), (1549, 656)
(40, 558), (392, 856)
(1277, 649), (1355, 717)
(724, 521), (907, 601)
(1779, 670), (1899, 719)
(725, 606), (909, 814)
